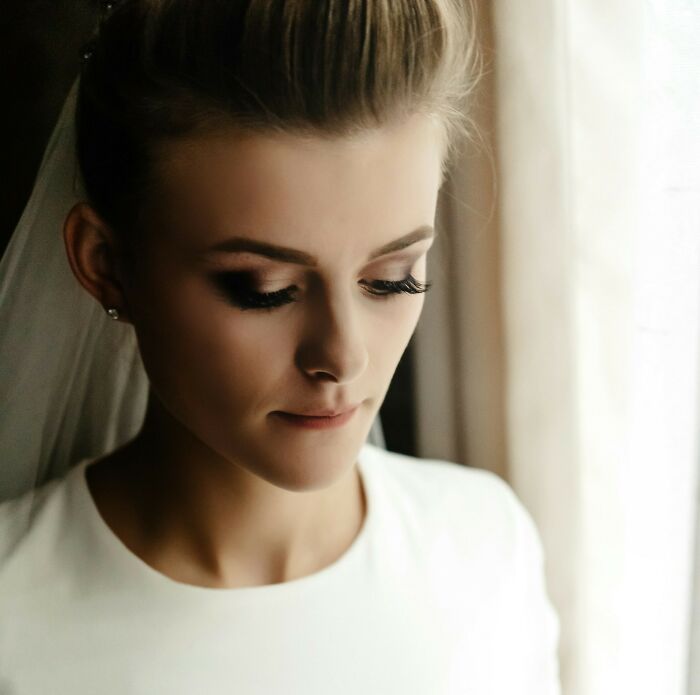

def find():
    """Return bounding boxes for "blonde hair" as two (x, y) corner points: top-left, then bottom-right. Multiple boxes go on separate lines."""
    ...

(77, 0), (481, 238)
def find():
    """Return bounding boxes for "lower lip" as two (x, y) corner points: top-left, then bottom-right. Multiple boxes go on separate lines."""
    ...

(271, 406), (359, 430)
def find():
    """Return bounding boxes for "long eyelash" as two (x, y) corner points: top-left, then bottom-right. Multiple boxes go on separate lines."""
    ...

(360, 274), (432, 297)
(210, 271), (432, 311)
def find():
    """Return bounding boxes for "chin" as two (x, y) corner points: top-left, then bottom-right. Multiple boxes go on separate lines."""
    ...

(247, 437), (363, 493)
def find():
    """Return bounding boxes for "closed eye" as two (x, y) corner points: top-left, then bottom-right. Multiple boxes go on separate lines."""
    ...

(208, 271), (432, 312)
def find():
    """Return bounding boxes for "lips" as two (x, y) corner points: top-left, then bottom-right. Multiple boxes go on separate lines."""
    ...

(279, 404), (360, 417)
(271, 406), (359, 430)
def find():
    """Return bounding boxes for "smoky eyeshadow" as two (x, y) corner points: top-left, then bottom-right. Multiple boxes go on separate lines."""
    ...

(208, 270), (257, 300)
(207, 269), (300, 310)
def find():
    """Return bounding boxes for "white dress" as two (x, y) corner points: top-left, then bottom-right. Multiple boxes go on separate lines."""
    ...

(0, 442), (561, 694)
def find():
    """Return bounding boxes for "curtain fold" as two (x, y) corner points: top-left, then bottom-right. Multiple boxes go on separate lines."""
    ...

(414, 2), (700, 693)
(413, 0), (506, 478)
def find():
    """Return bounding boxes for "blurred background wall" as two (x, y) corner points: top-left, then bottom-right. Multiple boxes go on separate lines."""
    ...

(0, 1), (98, 258)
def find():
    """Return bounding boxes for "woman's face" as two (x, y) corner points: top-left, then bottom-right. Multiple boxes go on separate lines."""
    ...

(120, 112), (444, 489)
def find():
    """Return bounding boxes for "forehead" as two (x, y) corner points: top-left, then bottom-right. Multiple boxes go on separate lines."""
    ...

(148, 113), (445, 252)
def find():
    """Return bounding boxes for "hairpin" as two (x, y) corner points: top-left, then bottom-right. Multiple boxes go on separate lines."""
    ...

(81, 0), (125, 64)
(81, 39), (96, 64)
(101, 0), (121, 13)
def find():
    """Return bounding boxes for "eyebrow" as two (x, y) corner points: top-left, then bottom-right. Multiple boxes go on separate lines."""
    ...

(204, 225), (435, 266)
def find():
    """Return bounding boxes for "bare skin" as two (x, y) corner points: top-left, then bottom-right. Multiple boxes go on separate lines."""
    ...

(83, 393), (368, 588)
(63, 111), (445, 589)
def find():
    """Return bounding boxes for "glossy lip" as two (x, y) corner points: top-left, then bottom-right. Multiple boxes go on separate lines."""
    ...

(271, 405), (360, 429)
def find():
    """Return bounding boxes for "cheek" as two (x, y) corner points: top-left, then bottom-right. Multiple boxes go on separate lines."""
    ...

(366, 293), (426, 373)
(132, 261), (428, 422)
(132, 272), (292, 421)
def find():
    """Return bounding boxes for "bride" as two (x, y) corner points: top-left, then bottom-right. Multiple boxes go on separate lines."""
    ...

(0, 1), (560, 693)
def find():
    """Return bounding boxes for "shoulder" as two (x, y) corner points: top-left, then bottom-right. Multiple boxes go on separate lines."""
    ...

(361, 442), (520, 512)
(360, 442), (533, 559)
(361, 446), (560, 687)
(361, 441), (511, 497)
(0, 467), (81, 582)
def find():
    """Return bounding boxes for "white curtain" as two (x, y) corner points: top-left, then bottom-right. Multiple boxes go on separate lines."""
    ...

(414, 2), (700, 693)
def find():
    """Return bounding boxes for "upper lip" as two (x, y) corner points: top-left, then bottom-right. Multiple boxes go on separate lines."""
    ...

(278, 403), (361, 417)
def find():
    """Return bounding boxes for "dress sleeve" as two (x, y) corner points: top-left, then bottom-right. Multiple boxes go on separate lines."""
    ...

(496, 481), (562, 695)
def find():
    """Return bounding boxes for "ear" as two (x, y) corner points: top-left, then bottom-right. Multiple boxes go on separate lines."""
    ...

(62, 202), (132, 323)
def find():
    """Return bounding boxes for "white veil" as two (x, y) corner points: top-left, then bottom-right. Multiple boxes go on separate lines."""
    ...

(0, 79), (149, 502)
(0, 77), (386, 503)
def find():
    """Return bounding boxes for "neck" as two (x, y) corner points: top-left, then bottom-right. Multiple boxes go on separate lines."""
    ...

(88, 391), (367, 588)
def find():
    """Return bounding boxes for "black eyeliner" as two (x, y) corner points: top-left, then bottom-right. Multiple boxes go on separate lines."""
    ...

(208, 269), (431, 311)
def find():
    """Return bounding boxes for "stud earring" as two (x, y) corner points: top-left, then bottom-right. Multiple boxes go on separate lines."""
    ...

(105, 307), (120, 320)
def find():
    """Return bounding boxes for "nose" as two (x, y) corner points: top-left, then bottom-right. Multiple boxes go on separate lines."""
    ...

(295, 286), (369, 384)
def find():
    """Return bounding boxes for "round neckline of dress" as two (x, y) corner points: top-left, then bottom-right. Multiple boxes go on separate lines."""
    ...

(71, 443), (378, 601)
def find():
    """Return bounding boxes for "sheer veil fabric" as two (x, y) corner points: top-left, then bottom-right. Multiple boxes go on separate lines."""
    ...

(0, 78), (387, 503)
(0, 79), (150, 502)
